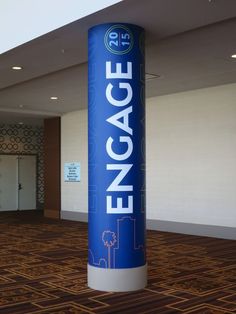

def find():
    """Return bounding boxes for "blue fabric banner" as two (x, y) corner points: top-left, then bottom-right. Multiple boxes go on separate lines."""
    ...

(88, 23), (145, 269)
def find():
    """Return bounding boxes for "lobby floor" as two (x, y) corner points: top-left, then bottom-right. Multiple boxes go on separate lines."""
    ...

(0, 211), (235, 313)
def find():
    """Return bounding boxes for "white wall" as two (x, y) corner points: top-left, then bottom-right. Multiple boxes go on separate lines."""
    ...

(61, 110), (88, 213)
(61, 83), (236, 228)
(147, 83), (236, 228)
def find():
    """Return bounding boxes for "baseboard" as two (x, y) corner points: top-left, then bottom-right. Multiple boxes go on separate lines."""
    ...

(61, 210), (88, 222)
(146, 219), (236, 240)
(60, 211), (235, 240)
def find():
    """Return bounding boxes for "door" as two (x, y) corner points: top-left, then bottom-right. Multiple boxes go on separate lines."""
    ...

(0, 154), (36, 211)
(0, 155), (18, 211)
(18, 155), (36, 210)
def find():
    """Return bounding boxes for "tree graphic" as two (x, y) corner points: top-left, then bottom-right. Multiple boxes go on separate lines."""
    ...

(102, 231), (117, 268)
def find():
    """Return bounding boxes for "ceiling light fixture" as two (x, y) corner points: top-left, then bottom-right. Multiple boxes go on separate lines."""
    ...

(12, 66), (23, 70)
(18, 122), (24, 125)
(231, 54), (236, 59)
(50, 96), (58, 100)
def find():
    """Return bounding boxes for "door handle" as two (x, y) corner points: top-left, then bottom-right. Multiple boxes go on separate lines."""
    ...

(18, 183), (22, 190)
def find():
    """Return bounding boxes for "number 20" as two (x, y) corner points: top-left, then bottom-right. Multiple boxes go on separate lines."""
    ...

(108, 31), (130, 47)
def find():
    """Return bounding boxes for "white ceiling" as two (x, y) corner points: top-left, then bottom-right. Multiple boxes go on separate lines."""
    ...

(0, 0), (122, 54)
(0, 0), (236, 125)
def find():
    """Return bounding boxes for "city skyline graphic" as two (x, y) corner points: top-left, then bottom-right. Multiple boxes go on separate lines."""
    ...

(89, 216), (145, 269)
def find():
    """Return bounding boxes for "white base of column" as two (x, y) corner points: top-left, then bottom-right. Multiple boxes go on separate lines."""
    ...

(87, 263), (147, 292)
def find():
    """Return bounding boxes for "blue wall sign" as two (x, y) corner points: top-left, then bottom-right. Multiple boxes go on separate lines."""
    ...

(88, 23), (146, 270)
(64, 162), (81, 182)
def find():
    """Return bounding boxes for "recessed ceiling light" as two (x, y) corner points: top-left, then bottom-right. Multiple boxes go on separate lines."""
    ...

(231, 54), (236, 59)
(19, 104), (24, 108)
(19, 122), (24, 125)
(12, 66), (23, 70)
(50, 96), (58, 100)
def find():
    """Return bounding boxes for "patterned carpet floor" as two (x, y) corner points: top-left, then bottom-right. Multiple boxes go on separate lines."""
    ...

(0, 211), (235, 314)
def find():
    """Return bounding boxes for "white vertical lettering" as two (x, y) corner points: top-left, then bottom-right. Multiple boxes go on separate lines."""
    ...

(106, 61), (132, 79)
(106, 195), (133, 214)
(106, 83), (133, 107)
(106, 164), (133, 191)
(106, 106), (133, 135)
(106, 136), (133, 161)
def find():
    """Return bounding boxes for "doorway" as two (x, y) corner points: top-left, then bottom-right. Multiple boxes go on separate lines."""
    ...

(0, 154), (37, 211)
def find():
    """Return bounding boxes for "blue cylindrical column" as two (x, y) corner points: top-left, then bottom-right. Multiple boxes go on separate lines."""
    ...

(88, 23), (146, 292)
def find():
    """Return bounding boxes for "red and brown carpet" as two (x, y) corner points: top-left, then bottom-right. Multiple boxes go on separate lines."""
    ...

(0, 211), (235, 314)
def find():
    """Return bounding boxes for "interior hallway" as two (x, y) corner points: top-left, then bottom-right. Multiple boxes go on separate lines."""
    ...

(0, 211), (235, 313)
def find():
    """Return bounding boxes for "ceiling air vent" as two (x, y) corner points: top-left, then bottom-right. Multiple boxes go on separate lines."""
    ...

(145, 73), (161, 81)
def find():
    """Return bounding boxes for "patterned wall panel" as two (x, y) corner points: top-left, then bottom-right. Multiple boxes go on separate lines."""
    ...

(0, 124), (44, 208)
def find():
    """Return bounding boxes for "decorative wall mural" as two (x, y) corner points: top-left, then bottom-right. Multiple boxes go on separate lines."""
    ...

(0, 124), (44, 208)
